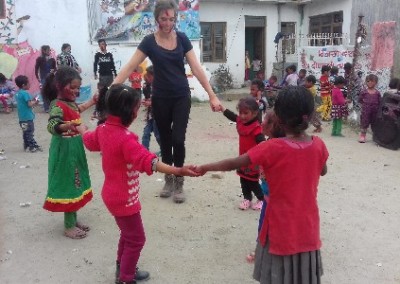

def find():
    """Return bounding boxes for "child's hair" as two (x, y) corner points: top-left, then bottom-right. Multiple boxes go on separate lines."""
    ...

(0, 73), (7, 84)
(251, 79), (264, 91)
(105, 84), (141, 126)
(287, 64), (297, 72)
(366, 74), (378, 83)
(61, 43), (71, 52)
(264, 110), (285, 138)
(41, 45), (50, 55)
(237, 97), (260, 113)
(321, 65), (331, 73)
(15, 75), (29, 88)
(98, 39), (106, 45)
(42, 66), (82, 102)
(269, 75), (277, 82)
(330, 66), (339, 75)
(299, 69), (307, 75)
(344, 62), (352, 71)
(146, 65), (154, 75)
(305, 75), (317, 85)
(334, 76), (346, 86)
(274, 86), (314, 134)
(388, 77), (400, 89)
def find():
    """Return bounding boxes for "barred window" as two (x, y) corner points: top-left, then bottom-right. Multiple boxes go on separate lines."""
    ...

(200, 22), (226, 63)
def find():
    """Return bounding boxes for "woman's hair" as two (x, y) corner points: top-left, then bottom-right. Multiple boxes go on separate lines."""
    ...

(334, 76), (346, 85)
(274, 86), (314, 135)
(61, 43), (71, 52)
(41, 45), (50, 55)
(154, 0), (178, 21)
(105, 84), (141, 126)
(15, 75), (29, 88)
(42, 66), (81, 102)
(237, 97), (259, 113)
(366, 74), (378, 83)
(251, 79), (264, 91)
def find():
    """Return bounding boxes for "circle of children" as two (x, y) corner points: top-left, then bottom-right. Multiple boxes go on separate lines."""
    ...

(2, 43), (397, 283)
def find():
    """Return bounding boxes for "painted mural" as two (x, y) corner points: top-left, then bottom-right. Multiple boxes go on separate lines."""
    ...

(88, 0), (200, 42)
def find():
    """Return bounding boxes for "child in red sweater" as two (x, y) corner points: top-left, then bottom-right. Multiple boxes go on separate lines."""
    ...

(331, 76), (348, 136)
(317, 65), (332, 121)
(79, 84), (198, 284)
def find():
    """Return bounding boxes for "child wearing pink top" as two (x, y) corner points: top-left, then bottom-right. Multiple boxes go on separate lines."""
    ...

(331, 76), (348, 136)
(195, 86), (329, 284)
(79, 84), (198, 284)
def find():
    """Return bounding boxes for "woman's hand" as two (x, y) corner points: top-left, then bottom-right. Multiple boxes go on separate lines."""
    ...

(209, 95), (222, 112)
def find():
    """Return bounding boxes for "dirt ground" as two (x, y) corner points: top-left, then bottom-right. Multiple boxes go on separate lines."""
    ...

(0, 99), (400, 284)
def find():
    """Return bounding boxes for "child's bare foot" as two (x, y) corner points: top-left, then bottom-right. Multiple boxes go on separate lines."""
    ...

(64, 227), (87, 239)
(246, 251), (255, 263)
(76, 222), (90, 232)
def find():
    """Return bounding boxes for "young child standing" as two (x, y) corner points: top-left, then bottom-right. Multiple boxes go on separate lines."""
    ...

(0, 73), (16, 113)
(317, 65), (332, 121)
(14, 75), (41, 152)
(284, 64), (299, 86)
(297, 68), (307, 86)
(129, 68), (142, 93)
(305, 75), (323, 133)
(42, 66), (97, 239)
(358, 74), (381, 143)
(195, 86), (328, 283)
(250, 79), (268, 123)
(141, 66), (161, 151)
(331, 76), (348, 137)
(222, 97), (266, 210)
(80, 84), (197, 284)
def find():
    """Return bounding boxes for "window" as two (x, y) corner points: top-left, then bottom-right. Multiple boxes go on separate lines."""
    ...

(200, 22), (226, 63)
(309, 11), (343, 46)
(281, 22), (296, 54)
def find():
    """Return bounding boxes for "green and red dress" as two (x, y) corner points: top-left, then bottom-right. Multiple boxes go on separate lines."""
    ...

(43, 99), (93, 212)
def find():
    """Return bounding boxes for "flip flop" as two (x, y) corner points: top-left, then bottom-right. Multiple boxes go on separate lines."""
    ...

(76, 222), (90, 232)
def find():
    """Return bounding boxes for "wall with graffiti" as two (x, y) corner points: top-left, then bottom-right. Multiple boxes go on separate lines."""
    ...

(88, 0), (200, 43)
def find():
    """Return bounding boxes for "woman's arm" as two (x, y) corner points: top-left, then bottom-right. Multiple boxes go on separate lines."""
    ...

(113, 49), (147, 84)
(185, 49), (221, 111)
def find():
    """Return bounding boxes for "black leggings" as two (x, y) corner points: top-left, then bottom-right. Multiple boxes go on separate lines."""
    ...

(152, 96), (191, 167)
(240, 177), (264, 201)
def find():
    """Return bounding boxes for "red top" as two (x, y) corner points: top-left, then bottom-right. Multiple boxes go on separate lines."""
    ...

(319, 75), (331, 97)
(83, 115), (156, 217)
(331, 87), (346, 105)
(236, 118), (263, 181)
(129, 72), (142, 89)
(248, 136), (329, 255)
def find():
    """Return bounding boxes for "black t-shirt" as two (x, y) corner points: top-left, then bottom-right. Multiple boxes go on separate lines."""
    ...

(138, 32), (192, 98)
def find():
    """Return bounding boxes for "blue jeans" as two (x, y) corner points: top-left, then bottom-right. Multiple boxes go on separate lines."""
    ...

(141, 118), (161, 150)
(19, 120), (38, 150)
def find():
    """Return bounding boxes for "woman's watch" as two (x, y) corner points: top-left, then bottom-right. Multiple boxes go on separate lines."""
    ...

(151, 158), (158, 172)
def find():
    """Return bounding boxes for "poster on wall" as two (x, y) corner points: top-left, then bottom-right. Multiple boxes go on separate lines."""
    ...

(88, 0), (201, 43)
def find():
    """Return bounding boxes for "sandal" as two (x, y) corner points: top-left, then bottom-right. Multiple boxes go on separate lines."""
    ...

(246, 252), (255, 263)
(64, 227), (87, 239)
(76, 222), (90, 232)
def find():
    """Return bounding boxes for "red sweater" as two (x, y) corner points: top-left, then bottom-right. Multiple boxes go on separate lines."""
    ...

(83, 115), (157, 217)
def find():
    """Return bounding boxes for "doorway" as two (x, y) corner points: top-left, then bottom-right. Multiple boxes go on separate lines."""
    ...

(245, 16), (266, 81)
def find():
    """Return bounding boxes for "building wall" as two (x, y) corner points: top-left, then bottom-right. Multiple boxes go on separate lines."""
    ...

(351, 0), (400, 77)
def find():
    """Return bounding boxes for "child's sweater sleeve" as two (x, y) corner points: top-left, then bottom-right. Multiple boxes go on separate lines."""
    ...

(122, 135), (157, 175)
(47, 105), (64, 135)
(83, 129), (100, 152)
(223, 109), (238, 122)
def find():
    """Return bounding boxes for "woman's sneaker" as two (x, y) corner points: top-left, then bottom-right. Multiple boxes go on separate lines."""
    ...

(239, 199), (251, 210)
(252, 200), (263, 210)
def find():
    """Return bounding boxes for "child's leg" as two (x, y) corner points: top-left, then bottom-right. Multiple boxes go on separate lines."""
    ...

(115, 213), (146, 282)
(141, 120), (152, 150)
(0, 96), (9, 110)
(240, 177), (253, 201)
(64, 212), (86, 239)
(64, 212), (77, 229)
(337, 119), (343, 135)
(331, 119), (337, 135)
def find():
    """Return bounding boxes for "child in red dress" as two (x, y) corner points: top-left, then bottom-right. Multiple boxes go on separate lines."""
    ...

(196, 87), (329, 283)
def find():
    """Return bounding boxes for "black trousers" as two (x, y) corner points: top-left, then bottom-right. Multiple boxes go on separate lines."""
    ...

(152, 95), (191, 167)
(240, 177), (264, 201)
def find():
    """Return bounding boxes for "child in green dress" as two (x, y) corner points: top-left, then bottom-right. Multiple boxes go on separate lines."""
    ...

(42, 66), (97, 239)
